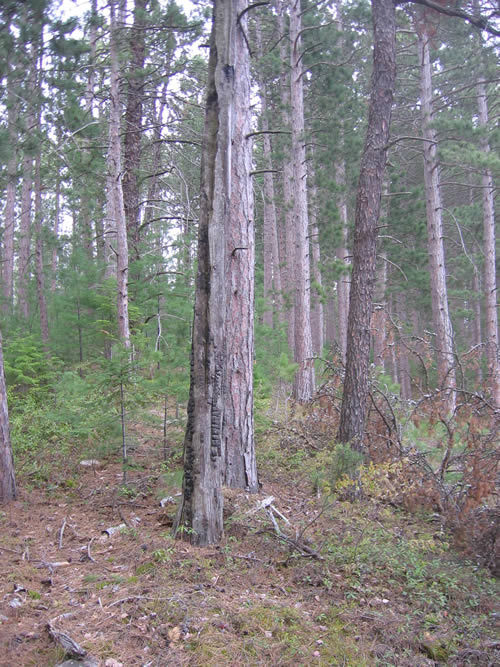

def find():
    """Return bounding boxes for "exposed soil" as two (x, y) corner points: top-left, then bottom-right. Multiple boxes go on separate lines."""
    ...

(0, 427), (498, 666)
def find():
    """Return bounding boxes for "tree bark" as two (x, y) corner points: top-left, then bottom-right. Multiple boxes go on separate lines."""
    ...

(417, 26), (456, 413)
(277, 0), (296, 353)
(476, 78), (499, 409)
(123, 0), (148, 261)
(1, 23), (18, 314)
(0, 331), (16, 503)
(335, 155), (350, 362)
(337, 0), (396, 448)
(223, 0), (258, 491)
(34, 154), (49, 343)
(108, 0), (131, 347)
(309, 165), (324, 356)
(175, 0), (257, 544)
(255, 18), (283, 328)
(289, 0), (315, 401)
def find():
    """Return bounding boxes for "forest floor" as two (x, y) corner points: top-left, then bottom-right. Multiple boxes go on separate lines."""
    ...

(0, 414), (498, 667)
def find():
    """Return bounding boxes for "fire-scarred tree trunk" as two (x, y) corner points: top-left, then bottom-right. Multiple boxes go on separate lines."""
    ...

(337, 0), (396, 448)
(174, 0), (257, 545)
(0, 331), (16, 503)
(417, 24), (456, 413)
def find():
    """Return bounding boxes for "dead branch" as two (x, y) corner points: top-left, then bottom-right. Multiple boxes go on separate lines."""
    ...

(47, 614), (87, 658)
(58, 517), (67, 550)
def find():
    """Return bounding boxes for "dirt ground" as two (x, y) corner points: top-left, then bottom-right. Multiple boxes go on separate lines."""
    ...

(1, 432), (499, 666)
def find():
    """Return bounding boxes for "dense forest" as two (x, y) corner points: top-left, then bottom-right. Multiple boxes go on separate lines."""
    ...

(0, 0), (499, 662)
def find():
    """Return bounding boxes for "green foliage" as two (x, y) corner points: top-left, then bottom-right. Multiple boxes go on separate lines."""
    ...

(3, 336), (59, 400)
(330, 443), (364, 488)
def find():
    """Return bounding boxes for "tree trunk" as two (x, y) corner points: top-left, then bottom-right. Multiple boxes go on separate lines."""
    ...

(309, 166), (324, 356)
(417, 26), (456, 413)
(123, 0), (148, 261)
(108, 0), (131, 347)
(18, 154), (33, 321)
(175, 0), (257, 544)
(223, 0), (257, 491)
(337, 0), (396, 448)
(255, 18), (283, 328)
(1, 30), (18, 314)
(476, 78), (499, 409)
(372, 251), (387, 371)
(34, 154), (49, 343)
(290, 0), (314, 401)
(335, 155), (350, 363)
(277, 0), (296, 353)
(0, 331), (16, 503)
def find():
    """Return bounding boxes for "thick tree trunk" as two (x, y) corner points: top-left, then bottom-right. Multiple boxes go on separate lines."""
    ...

(223, 0), (257, 491)
(123, 0), (147, 261)
(175, 0), (257, 544)
(337, 0), (396, 448)
(0, 331), (16, 503)
(418, 27), (456, 413)
(108, 0), (131, 347)
(476, 78), (499, 409)
(290, 0), (314, 401)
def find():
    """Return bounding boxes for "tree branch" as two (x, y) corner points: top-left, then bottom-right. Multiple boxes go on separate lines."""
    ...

(397, 0), (500, 37)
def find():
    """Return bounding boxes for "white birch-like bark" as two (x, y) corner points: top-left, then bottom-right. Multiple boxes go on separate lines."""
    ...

(418, 27), (456, 413)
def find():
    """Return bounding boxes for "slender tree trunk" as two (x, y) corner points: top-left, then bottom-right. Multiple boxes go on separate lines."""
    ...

(2, 38), (18, 314)
(335, 156), (350, 363)
(337, 0), (396, 448)
(51, 173), (61, 292)
(34, 154), (49, 343)
(0, 331), (16, 503)
(18, 154), (33, 320)
(417, 27), (456, 413)
(309, 166), (324, 356)
(277, 0), (296, 353)
(255, 19), (283, 328)
(372, 252), (387, 371)
(472, 269), (483, 385)
(108, 0), (131, 347)
(476, 78), (499, 409)
(290, 0), (314, 401)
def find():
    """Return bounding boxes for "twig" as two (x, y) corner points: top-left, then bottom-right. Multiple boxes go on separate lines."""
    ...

(87, 537), (96, 563)
(58, 517), (67, 550)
